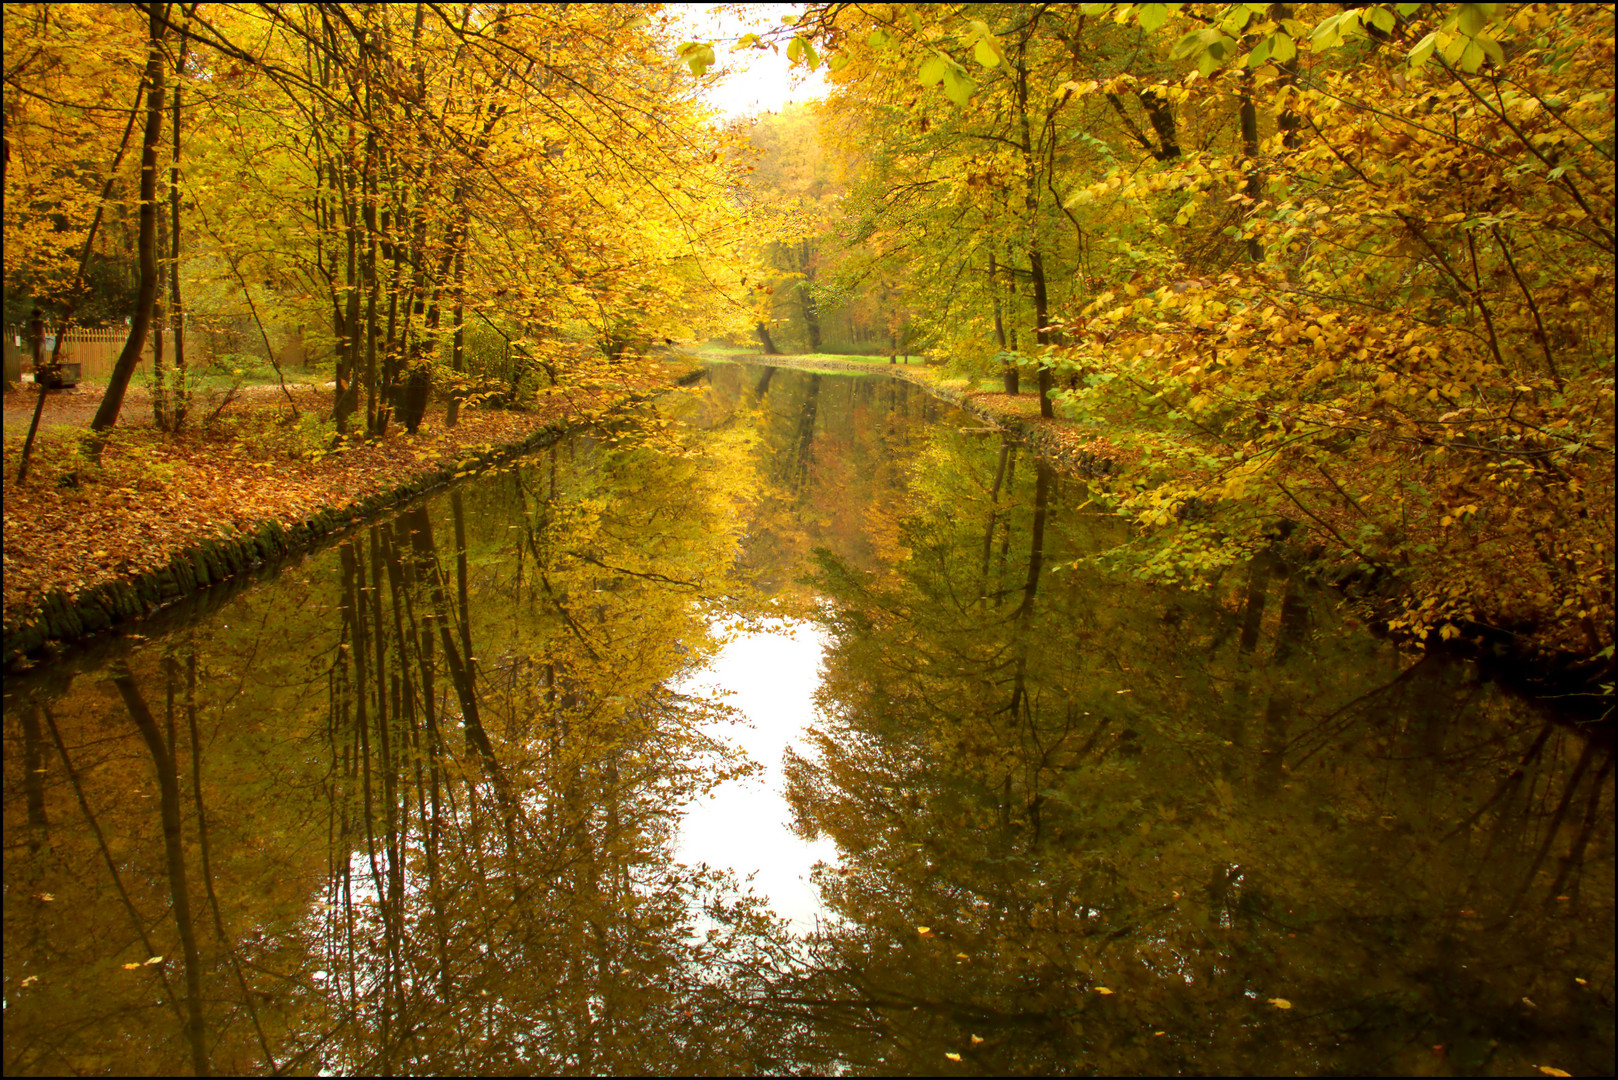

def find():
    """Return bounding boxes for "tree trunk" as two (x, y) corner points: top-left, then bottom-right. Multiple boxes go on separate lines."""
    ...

(1015, 37), (1055, 418)
(116, 672), (209, 1075)
(88, 2), (167, 440)
(445, 228), (468, 428)
(798, 270), (822, 352)
(1030, 251), (1055, 418)
(754, 322), (780, 355)
(1138, 89), (1181, 160)
(1004, 245), (1021, 393)
(152, 205), (168, 427)
(168, 34), (188, 431)
(991, 253), (1019, 394)
(1240, 70), (1264, 262)
(17, 312), (51, 484)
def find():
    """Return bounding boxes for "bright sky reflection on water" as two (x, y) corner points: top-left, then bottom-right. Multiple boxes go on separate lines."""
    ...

(674, 618), (837, 933)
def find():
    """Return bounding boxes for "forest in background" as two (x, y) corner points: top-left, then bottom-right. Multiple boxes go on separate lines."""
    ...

(4, 3), (754, 443)
(4, 2), (1614, 680)
(743, 2), (1613, 677)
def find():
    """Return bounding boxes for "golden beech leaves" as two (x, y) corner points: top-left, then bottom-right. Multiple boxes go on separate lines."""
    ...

(798, 1), (1613, 665)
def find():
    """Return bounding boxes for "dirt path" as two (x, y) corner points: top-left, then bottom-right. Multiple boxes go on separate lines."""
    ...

(2, 381), (328, 436)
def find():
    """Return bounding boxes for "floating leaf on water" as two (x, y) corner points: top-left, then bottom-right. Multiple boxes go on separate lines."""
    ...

(143, 955), (163, 965)
(20, 975), (39, 987)
(1536, 1068), (1571, 1077)
(122, 963), (142, 970)
(916, 926), (933, 937)
(945, 1052), (962, 1062)
(1095, 986), (1115, 995)
(970, 1035), (984, 1044)
(1267, 997), (1292, 1009)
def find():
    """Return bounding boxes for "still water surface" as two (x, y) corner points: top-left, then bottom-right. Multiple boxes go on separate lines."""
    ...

(3, 363), (1612, 1074)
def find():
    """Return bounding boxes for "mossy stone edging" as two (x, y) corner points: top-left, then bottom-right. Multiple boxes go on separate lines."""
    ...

(1, 418), (573, 667)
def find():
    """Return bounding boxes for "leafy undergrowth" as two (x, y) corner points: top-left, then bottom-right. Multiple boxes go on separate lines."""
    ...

(2, 356), (696, 629)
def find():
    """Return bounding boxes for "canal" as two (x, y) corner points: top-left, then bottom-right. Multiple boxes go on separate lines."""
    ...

(3, 362), (1611, 1075)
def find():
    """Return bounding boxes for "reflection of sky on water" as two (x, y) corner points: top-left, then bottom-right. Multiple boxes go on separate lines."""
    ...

(674, 618), (837, 933)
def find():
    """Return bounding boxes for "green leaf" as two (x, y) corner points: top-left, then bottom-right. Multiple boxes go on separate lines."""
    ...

(868, 27), (891, 50)
(1457, 2), (1489, 36)
(1478, 34), (1504, 67)
(1170, 26), (1222, 60)
(918, 53), (948, 86)
(787, 35), (804, 63)
(973, 37), (1002, 68)
(1312, 12), (1345, 49)
(829, 51), (851, 72)
(1408, 29), (1439, 67)
(1460, 38), (1484, 72)
(686, 44), (715, 76)
(1137, 3), (1169, 33)
(1395, 2), (1422, 15)
(803, 40), (820, 70)
(1441, 31), (1467, 65)
(1271, 31), (1296, 62)
(942, 64), (976, 106)
(1369, 6), (1397, 33)
(1247, 35), (1273, 67)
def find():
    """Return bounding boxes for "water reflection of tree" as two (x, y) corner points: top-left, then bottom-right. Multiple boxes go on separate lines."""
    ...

(686, 364), (941, 595)
(1, 418), (796, 1075)
(281, 428), (784, 1073)
(758, 423), (1614, 1075)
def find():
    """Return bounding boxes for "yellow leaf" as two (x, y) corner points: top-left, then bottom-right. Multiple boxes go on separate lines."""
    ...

(970, 1035), (984, 1044)
(1095, 986), (1115, 995)
(1268, 997), (1292, 1009)
(945, 1052), (962, 1062)
(917, 926), (933, 937)
(143, 955), (164, 965)
(1536, 1068), (1571, 1077)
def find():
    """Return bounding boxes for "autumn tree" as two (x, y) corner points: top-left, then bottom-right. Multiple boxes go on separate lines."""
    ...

(774, 2), (1614, 667)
